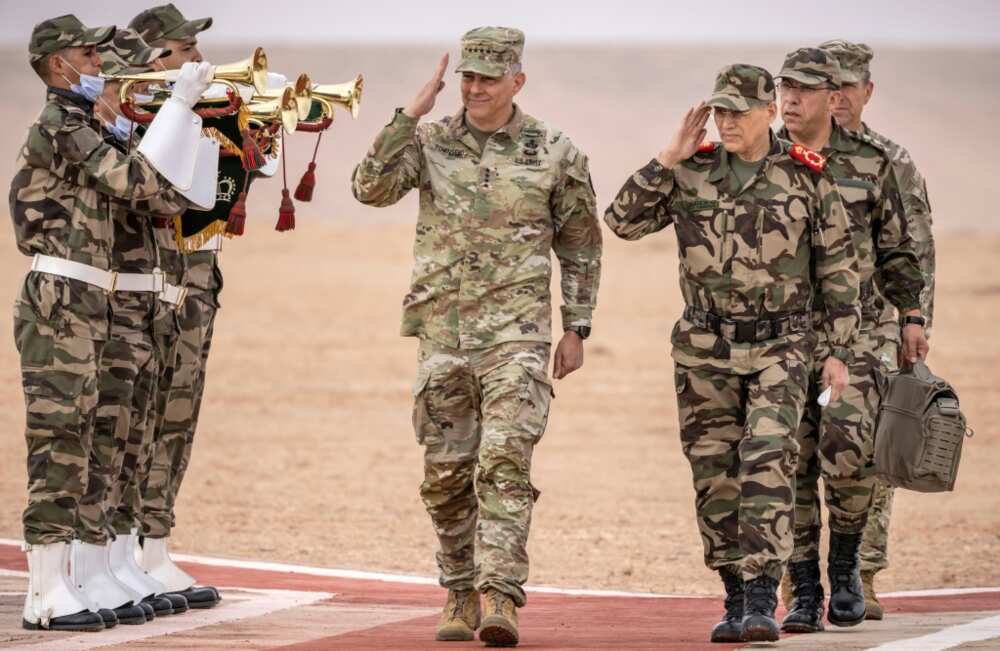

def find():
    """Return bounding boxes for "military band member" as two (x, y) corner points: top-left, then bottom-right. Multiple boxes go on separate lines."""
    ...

(352, 27), (602, 647)
(12, 14), (213, 631)
(604, 64), (860, 643)
(773, 47), (926, 633)
(129, 2), (222, 609)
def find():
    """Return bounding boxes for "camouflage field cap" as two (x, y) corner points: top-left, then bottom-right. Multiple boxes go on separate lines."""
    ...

(99, 27), (169, 75)
(455, 26), (524, 77)
(29, 14), (115, 63)
(705, 64), (775, 111)
(129, 3), (212, 45)
(776, 47), (842, 89)
(819, 39), (874, 84)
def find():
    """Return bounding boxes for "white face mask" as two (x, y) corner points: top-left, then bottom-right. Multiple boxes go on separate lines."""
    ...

(60, 57), (105, 102)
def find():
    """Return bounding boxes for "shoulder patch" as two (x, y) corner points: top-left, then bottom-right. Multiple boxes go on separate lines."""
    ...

(790, 143), (826, 172)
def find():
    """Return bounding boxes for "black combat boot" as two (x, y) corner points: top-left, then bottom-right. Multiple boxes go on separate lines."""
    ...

(780, 560), (825, 633)
(741, 576), (780, 642)
(827, 531), (866, 626)
(710, 567), (744, 643)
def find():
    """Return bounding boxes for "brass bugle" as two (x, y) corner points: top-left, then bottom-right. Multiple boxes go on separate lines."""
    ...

(311, 74), (363, 119)
(108, 47), (269, 105)
(253, 73), (312, 120)
(247, 86), (299, 133)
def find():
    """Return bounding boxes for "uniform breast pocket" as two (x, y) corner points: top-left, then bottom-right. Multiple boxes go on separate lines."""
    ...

(759, 200), (809, 267)
(835, 178), (877, 231)
(675, 201), (721, 269)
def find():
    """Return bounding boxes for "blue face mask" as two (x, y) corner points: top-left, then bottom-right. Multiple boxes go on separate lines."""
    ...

(60, 58), (105, 102)
(106, 114), (135, 143)
(70, 73), (106, 103)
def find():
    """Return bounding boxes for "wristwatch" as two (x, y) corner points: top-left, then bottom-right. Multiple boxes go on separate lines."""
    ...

(901, 315), (926, 328)
(565, 326), (591, 340)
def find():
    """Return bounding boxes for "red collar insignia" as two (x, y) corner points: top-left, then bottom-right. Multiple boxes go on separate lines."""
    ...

(697, 142), (718, 153)
(790, 143), (826, 172)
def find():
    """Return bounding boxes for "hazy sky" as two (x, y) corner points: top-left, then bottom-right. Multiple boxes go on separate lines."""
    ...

(1, 0), (998, 46)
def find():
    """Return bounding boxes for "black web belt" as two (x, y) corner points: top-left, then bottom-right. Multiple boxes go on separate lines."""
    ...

(683, 306), (811, 344)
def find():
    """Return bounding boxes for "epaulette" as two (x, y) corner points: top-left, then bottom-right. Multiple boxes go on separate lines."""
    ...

(852, 128), (889, 155)
(789, 143), (826, 172)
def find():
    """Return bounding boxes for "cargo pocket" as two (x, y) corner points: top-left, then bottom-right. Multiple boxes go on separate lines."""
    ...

(22, 368), (89, 494)
(517, 367), (554, 443)
(14, 319), (55, 368)
(411, 371), (442, 446)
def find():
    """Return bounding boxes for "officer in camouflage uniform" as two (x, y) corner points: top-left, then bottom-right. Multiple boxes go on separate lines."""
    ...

(129, 3), (222, 609)
(352, 27), (602, 647)
(11, 14), (212, 631)
(772, 48), (926, 633)
(820, 39), (936, 621)
(604, 64), (860, 643)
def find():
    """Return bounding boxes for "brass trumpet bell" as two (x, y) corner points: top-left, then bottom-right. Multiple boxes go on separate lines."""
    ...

(311, 74), (364, 119)
(254, 73), (313, 120)
(247, 86), (299, 133)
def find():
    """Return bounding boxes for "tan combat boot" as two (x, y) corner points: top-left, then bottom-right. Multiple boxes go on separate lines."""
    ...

(479, 589), (519, 647)
(862, 571), (884, 620)
(436, 589), (481, 641)
(780, 570), (794, 611)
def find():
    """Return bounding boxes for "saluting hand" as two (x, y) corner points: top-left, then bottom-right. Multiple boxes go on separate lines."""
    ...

(404, 53), (449, 120)
(657, 102), (711, 169)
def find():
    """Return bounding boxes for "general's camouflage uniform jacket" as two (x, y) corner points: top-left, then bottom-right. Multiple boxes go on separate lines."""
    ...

(9, 89), (189, 340)
(778, 122), (923, 335)
(862, 123), (935, 334)
(604, 133), (861, 374)
(352, 106), (602, 349)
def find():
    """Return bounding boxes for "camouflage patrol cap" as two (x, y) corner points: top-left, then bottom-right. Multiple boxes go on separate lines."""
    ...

(706, 64), (775, 111)
(99, 28), (170, 75)
(819, 39), (874, 84)
(129, 3), (212, 46)
(776, 47), (842, 89)
(455, 26), (524, 78)
(29, 14), (115, 63)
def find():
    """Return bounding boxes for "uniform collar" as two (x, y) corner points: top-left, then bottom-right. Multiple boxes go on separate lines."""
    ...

(47, 86), (94, 113)
(708, 130), (781, 185)
(447, 103), (525, 144)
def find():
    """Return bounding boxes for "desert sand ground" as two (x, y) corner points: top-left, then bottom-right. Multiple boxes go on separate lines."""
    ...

(0, 44), (997, 597)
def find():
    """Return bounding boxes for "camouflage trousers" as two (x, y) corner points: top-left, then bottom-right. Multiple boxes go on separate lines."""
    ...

(75, 325), (157, 542)
(674, 359), (808, 583)
(413, 339), (553, 607)
(860, 480), (894, 573)
(141, 292), (217, 538)
(789, 322), (898, 563)
(14, 316), (103, 545)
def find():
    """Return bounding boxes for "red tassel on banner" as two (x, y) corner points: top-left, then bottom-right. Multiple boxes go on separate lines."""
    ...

(276, 188), (295, 232)
(240, 129), (266, 171)
(226, 191), (247, 236)
(294, 162), (316, 202)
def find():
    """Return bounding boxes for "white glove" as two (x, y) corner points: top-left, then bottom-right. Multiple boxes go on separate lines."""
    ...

(171, 61), (214, 108)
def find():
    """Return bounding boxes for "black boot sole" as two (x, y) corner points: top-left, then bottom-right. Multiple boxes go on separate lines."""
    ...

(829, 612), (866, 627)
(781, 620), (825, 633)
(22, 617), (104, 632)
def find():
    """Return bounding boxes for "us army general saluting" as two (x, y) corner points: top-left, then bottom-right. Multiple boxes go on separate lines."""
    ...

(604, 65), (860, 643)
(11, 14), (215, 632)
(352, 27), (602, 648)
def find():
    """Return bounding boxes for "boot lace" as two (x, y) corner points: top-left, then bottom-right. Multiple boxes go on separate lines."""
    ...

(744, 577), (777, 616)
(829, 534), (862, 594)
(789, 561), (824, 608)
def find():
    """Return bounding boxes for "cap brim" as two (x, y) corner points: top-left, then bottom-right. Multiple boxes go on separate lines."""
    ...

(163, 17), (213, 40)
(838, 70), (864, 84)
(133, 45), (171, 65)
(776, 70), (835, 88)
(455, 58), (508, 77)
(705, 93), (751, 111)
(76, 25), (116, 48)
